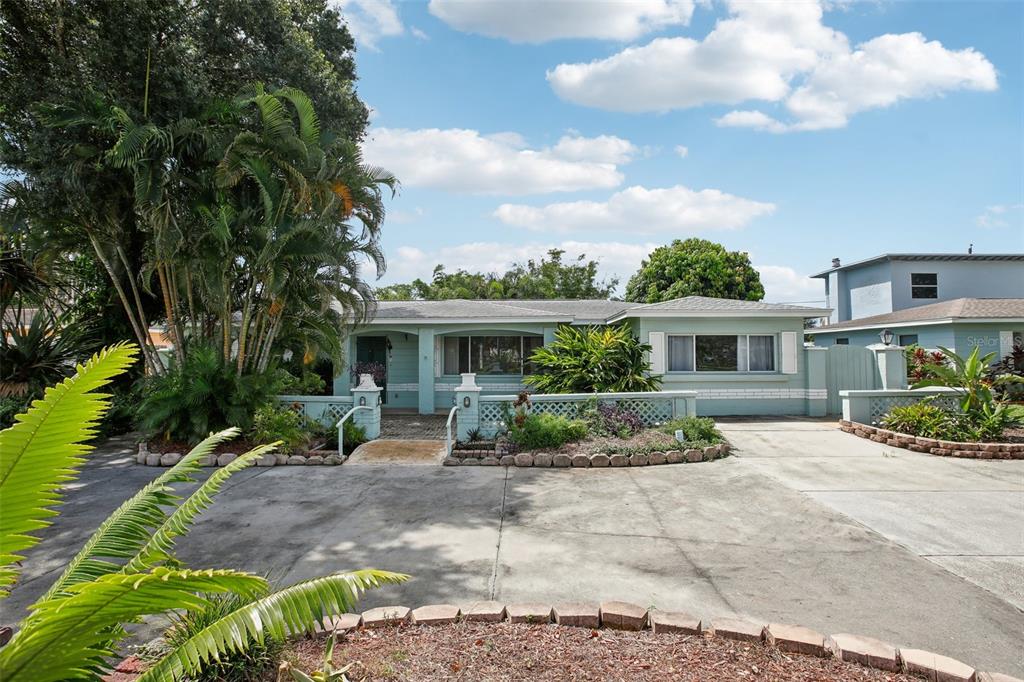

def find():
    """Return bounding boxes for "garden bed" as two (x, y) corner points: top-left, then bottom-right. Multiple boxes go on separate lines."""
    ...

(839, 420), (1024, 459)
(445, 442), (728, 467)
(288, 622), (913, 681)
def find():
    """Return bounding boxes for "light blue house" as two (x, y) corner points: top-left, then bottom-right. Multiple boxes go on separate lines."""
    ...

(809, 253), (1024, 361)
(810, 297), (1024, 360)
(812, 253), (1023, 325)
(335, 296), (831, 417)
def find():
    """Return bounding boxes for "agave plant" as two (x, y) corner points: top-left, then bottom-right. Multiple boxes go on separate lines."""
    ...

(0, 343), (407, 682)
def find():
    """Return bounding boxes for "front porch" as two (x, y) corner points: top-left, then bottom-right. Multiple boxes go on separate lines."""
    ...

(335, 324), (557, 415)
(378, 413), (451, 440)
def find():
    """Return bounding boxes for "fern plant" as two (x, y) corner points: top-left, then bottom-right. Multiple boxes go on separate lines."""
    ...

(0, 343), (407, 682)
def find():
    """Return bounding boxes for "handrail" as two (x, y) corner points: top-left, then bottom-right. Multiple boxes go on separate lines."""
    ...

(444, 404), (459, 457)
(336, 405), (373, 457)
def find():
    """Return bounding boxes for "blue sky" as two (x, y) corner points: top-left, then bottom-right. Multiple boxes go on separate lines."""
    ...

(340, 0), (1023, 302)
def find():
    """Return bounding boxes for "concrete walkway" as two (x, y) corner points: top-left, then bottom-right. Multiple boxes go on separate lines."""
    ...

(4, 424), (1023, 676)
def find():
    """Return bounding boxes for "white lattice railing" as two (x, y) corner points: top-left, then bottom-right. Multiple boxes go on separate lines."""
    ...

(840, 388), (961, 424)
(277, 394), (355, 427)
(477, 390), (697, 438)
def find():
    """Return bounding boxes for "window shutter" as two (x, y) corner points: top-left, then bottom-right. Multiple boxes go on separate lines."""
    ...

(781, 331), (798, 374)
(648, 332), (666, 374)
(434, 336), (442, 378)
(999, 331), (1014, 359)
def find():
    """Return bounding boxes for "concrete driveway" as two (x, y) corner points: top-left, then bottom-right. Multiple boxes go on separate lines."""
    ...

(4, 423), (1023, 676)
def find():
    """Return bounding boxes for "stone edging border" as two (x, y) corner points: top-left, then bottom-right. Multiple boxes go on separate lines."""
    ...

(134, 445), (347, 467)
(839, 421), (1024, 460)
(106, 599), (1020, 682)
(444, 442), (730, 467)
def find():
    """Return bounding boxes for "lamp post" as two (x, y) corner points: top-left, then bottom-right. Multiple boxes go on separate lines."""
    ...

(879, 328), (894, 346)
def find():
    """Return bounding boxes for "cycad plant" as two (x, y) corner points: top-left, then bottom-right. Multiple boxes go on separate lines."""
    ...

(524, 324), (663, 394)
(0, 343), (407, 682)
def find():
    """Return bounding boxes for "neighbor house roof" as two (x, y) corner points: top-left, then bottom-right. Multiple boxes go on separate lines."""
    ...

(364, 296), (829, 326)
(814, 298), (1024, 333)
(811, 253), (1024, 278)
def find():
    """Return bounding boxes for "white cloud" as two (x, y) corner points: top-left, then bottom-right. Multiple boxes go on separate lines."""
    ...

(975, 203), (1024, 229)
(363, 128), (635, 194)
(494, 185), (775, 233)
(547, 1), (996, 131)
(333, 0), (404, 49)
(755, 264), (824, 304)
(674, 145), (689, 158)
(410, 26), (429, 41)
(428, 0), (694, 43)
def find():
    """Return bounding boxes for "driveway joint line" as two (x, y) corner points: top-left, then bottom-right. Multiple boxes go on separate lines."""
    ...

(487, 466), (510, 601)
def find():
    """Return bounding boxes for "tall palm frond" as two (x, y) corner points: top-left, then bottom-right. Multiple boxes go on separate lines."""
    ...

(0, 567), (267, 682)
(0, 342), (138, 596)
(40, 428), (246, 601)
(124, 442), (278, 572)
(136, 569), (408, 682)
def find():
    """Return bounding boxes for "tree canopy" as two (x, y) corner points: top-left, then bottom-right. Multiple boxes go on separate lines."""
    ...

(377, 249), (618, 300)
(624, 239), (764, 303)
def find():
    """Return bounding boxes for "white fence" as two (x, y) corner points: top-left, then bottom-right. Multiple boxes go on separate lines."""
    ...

(277, 394), (354, 426)
(840, 387), (960, 424)
(476, 390), (698, 438)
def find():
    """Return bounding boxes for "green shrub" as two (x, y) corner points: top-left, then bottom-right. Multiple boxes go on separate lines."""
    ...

(882, 400), (1018, 442)
(135, 344), (283, 443)
(0, 395), (31, 430)
(880, 401), (950, 439)
(279, 369), (327, 396)
(163, 591), (283, 682)
(318, 418), (367, 451)
(579, 400), (644, 438)
(660, 416), (724, 445)
(248, 405), (311, 454)
(509, 413), (588, 450)
(524, 324), (662, 394)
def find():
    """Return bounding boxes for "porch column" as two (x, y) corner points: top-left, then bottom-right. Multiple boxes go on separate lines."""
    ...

(333, 334), (354, 396)
(417, 326), (436, 414)
(543, 325), (557, 345)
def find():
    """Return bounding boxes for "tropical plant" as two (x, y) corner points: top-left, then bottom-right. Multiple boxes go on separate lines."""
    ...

(624, 238), (764, 303)
(508, 413), (589, 450)
(579, 401), (644, 438)
(250, 405), (312, 454)
(905, 344), (946, 382)
(912, 346), (1024, 413)
(376, 248), (617, 300)
(880, 400), (951, 439)
(135, 344), (284, 443)
(0, 343), (407, 682)
(350, 360), (386, 386)
(164, 590), (285, 682)
(986, 343), (1024, 401)
(660, 416), (724, 445)
(281, 633), (353, 682)
(524, 324), (662, 394)
(0, 308), (94, 398)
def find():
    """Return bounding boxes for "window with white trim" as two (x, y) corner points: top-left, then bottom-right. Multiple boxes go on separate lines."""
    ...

(667, 334), (776, 373)
(441, 335), (543, 376)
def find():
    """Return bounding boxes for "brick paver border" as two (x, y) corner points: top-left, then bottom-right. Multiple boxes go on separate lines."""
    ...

(444, 442), (731, 467)
(839, 420), (1024, 460)
(106, 598), (1021, 682)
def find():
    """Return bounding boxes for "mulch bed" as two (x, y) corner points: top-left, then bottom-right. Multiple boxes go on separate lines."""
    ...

(553, 429), (687, 456)
(287, 623), (911, 681)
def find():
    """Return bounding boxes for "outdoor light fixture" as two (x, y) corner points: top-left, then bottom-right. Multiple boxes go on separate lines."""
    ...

(358, 396), (366, 406)
(879, 328), (894, 346)
(463, 396), (471, 408)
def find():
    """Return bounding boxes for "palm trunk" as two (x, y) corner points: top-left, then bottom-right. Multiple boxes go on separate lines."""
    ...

(235, 281), (258, 375)
(257, 310), (284, 373)
(88, 232), (161, 375)
(155, 263), (185, 365)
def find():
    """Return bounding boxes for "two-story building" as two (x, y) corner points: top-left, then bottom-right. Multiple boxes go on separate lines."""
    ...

(810, 253), (1024, 360)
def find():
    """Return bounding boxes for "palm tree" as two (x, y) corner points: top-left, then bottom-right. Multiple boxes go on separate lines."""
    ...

(0, 343), (406, 682)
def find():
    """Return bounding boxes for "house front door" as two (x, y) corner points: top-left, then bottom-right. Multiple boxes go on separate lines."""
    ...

(355, 336), (388, 404)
